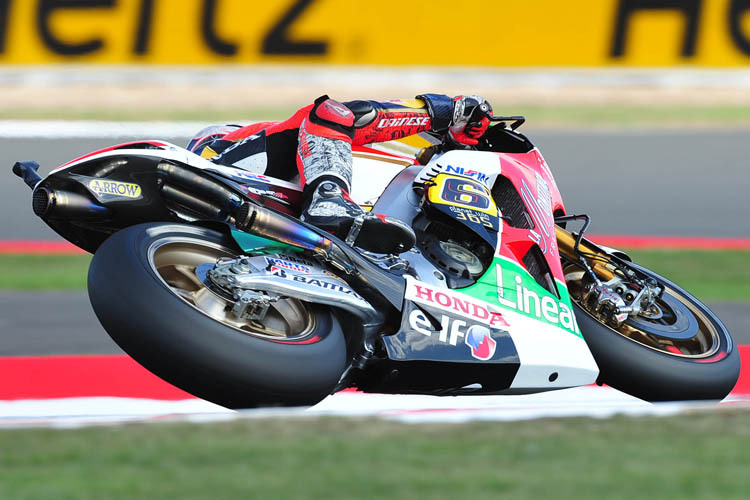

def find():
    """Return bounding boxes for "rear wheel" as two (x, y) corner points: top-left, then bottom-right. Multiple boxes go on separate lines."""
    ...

(88, 223), (347, 409)
(564, 260), (740, 401)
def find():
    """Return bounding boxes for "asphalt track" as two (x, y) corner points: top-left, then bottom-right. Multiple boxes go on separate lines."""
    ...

(2, 130), (749, 240)
(0, 291), (747, 356)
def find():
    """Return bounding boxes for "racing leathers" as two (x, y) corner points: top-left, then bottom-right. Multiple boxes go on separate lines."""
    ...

(189, 94), (492, 254)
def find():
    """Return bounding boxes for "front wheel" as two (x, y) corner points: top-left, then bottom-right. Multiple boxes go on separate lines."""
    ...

(565, 261), (740, 401)
(88, 223), (347, 409)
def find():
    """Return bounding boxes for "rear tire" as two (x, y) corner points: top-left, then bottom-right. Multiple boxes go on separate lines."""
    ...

(88, 223), (347, 409)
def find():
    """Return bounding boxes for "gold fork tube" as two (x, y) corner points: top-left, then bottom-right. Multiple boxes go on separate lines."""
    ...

(556, 226), (616, 281)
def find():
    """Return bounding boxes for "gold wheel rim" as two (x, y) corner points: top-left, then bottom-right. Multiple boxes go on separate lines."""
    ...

(563, 263), (721, 359)
(148, 239), (315, 340)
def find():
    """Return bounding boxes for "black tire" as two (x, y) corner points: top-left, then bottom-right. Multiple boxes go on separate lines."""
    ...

(87, 222), (347, 409)
(573, 264), (740, 402)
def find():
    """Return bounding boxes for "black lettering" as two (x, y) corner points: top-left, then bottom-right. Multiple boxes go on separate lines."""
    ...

(0, 0), (10, 53)
(201, 0), (237, 56)
(729, 0), (750, 55)
(133, 0), (154, 54)
(38, 0), (115, 56)
(262, 0), (327, 55)
(611, 0), (703, 58)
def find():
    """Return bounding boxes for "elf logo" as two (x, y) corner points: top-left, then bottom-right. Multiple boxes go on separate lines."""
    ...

(408, 309), (498, 361)
(464, 325), (497, 361)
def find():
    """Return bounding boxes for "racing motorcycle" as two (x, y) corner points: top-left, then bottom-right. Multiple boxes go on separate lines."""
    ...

(13, 115), (740, 408)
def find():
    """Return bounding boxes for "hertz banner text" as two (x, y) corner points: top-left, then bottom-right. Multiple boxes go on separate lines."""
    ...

(0, 0), (748, 65)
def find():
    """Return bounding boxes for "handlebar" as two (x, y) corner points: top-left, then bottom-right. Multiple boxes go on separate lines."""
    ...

(488, 114), (526, 130)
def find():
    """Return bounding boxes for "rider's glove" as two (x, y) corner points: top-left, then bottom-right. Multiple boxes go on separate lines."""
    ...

(416, 94), (492, 146)
(448, 95), (492, 146)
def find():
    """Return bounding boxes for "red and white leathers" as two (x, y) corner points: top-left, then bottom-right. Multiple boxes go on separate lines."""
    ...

(188, 94), (491, 253)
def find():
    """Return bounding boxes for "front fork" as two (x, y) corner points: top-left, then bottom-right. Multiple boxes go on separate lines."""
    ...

(556, 224), (661, 328)
(556, 225), (615, 281)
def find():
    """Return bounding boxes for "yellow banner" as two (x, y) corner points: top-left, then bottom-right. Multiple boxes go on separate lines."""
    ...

(0, 0), (748, 66)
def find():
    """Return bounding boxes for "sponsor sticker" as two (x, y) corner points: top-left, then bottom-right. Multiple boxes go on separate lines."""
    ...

(465, 324), (497, 361)
(88, 179), (141, 199)
(405, 279), (510, 329)
(443, 164), (491, 186)
(376, 116), (429, 128)
(406, 304), (501, 361)
(269, 267), (360, 297)
(265, 257), (311, 274)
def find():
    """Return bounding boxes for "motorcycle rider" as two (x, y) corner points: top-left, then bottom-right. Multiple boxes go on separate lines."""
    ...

(188, 94), (492, 255)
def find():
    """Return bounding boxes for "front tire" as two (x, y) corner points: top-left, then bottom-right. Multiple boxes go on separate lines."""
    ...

(569, 263), (740, 401)
(88, 223), (347, 409)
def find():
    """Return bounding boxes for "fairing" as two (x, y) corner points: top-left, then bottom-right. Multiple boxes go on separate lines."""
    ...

(375, 147), (598, 394)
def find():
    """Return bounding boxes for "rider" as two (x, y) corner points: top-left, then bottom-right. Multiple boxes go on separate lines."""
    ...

(188, 94), (492, 255)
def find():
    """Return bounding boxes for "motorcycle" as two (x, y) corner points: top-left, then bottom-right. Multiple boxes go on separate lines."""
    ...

(13, 115), (740, 408)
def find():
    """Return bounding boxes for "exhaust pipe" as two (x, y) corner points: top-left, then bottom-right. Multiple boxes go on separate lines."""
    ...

(157, 162), (343, 259)
(32, 188), (111, 220)
(233, 202), (332, 253)
(160, 184), (226, 220)
(157, 163), (242, 212)
(157, 162), (358, 275)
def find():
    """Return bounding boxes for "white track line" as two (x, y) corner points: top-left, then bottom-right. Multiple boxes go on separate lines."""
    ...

(0, 120), (218, 139)
(4, 66), (750, 89)
(2, 388), (747, 429)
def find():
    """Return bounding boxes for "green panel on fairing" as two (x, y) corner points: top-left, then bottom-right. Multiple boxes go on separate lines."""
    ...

(230, 230), (303, 255)
(463, 256), (582, 338)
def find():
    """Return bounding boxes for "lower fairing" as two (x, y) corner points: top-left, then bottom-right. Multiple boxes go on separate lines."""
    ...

(368, 277), (599, 396)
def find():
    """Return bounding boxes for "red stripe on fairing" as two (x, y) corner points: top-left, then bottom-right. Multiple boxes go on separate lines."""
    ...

(0, 241), (86, 255)
(1, 347), (749, 401)
(0, 355), (193, 401)
(52, 140), (171, 172)
(587, 235), (750, 250)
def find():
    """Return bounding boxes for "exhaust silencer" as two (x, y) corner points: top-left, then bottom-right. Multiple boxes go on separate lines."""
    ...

(32, 188), (111, 220)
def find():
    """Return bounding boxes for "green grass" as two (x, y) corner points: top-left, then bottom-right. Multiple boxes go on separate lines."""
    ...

(625, 249), (750, 302)
(1, 249), (747, 302)
(0, 254), (92, 290)
(2, 104), (750, 127)
(1, 412), (750, 499)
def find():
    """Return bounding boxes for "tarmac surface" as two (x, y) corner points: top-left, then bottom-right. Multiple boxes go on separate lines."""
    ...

(2, 129), (749, 240)
(1, 292), (747, 356)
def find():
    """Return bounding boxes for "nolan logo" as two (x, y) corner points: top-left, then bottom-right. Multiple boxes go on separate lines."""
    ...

(88, 179), (141, 198)
(443, 164), (490, 185)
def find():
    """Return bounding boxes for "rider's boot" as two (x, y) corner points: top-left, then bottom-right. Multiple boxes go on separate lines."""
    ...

(302, 177), (415, 254)
(297, 96), (415, 254)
